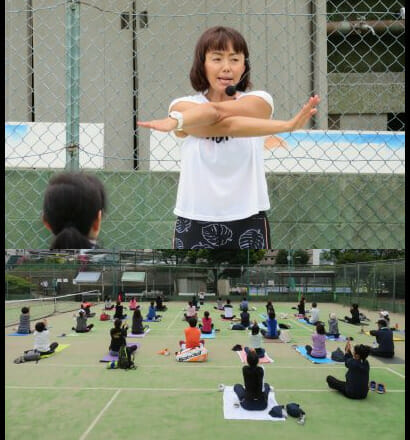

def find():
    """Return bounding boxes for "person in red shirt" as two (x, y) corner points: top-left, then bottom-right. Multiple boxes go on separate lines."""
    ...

(199, 311), (213, 334)
(179, 318), (205, 349)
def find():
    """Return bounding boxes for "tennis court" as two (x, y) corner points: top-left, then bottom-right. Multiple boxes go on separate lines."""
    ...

(5, 300), (405, 440)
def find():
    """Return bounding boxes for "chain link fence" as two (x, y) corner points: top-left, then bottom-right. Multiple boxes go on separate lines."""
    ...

(5, 256), (404, 312)
(5, 1), (405, 248)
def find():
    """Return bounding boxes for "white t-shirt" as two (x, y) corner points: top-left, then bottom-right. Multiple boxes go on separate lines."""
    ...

(223, 304), (233, 318)
(33, 329), (51, 352)
(168, 91), (274, 222)
(309, 307), (320, 324)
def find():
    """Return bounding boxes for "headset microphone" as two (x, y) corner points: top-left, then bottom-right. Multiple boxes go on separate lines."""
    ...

(224, 68), (250, 97)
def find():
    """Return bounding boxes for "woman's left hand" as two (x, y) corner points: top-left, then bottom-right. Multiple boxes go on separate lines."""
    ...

(137, 117), (178, 132)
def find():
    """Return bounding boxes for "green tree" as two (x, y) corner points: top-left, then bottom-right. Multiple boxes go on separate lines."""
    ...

(275, 250), (289, 265)
(323, 249), (405, 264)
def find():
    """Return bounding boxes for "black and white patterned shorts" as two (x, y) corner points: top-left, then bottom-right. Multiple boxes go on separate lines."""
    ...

(173, 212), (271, 249)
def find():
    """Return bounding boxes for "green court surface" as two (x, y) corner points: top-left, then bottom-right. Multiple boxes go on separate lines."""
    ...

(5, 301), (405, 440)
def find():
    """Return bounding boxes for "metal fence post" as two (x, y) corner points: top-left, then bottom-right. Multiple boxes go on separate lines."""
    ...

(65, 0), (80, 171)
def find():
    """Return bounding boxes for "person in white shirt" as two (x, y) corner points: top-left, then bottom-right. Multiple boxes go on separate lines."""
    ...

(304, 302), (320, 325)
(183, 301), (197, 321)
(138, 26), (319, 249)
(221, 298), (236, 319)
(33, 319), (58, 355)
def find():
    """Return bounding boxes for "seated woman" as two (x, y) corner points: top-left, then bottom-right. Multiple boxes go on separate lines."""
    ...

(155, 295), (167, 311)
(72, 310), (94, 333)
(179, 317), (205, 350)
(128, 296), (138, 311)
(233, 350), (271, 410)
(344, 303), (361, 324)
(326, 342), (370, 399)
(104, 296), (114, 310)
(146, 301), (161, 321)
(265, 300), (274, 315)
(109, 318), (138, 358)
(198, 311), (213, 334)
(261, 311), (280, 339)
(231, 307), (250, 330)
(239, 297), (249, 311)
(183, 301), (197, 321)
(305, 323), (327, 358)
(81, 302), (96, 318)
(291, 295), (306, 316)
(244, 323), (265, 358)
(213, 297), (224, 311)
(131, 308), (149, 335)
(326, 313), (340, 338)
(113, 301), (127, 320)
(33, 319), (58, 355)
(369, 319), (394, 358)
(221, 299), (236, 320)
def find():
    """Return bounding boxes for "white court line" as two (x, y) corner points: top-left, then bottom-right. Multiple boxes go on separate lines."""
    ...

(385, 367), (405, 379)
(167, 310), (181, 330)
(79, 389), (121, 440)
(291, 318), (315, 332)
(5, 385), (405, 393)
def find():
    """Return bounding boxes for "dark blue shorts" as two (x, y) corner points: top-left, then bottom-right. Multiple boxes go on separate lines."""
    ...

(173, 212), (271, 249)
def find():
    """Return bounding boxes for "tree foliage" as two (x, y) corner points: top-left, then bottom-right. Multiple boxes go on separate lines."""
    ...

(322, 249), (405, 264)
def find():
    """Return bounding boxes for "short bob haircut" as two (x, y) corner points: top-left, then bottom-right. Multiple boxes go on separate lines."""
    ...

(190, 26), (251, 93)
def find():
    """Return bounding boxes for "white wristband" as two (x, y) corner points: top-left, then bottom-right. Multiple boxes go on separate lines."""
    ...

(168, 111), (184, 131)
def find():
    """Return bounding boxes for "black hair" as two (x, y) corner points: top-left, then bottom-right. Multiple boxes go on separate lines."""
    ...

(246, 349), (259, 368)
(21, 307), (30, 314)
(378, 319), (387, 327)
(150, 301), (155, 306)
(352, 303), (359, 309)
(188, 317), (197, 327)
(226, 299), (231, 304)
(204, 311), (210, 318)
(114, 318), (122, 329)
(188, 301), (193, 306)
(242, 307), (248, 313)
(43, 172), (106, 249)
(268, 311), (275, 320)
(354, 344), (370, 361)
(133, 308), (142, 321)
(312, 302), (317, 307)
(35, 321), (45, 332)
(251, 324), (260, 335)
(316, 323), (325, 334)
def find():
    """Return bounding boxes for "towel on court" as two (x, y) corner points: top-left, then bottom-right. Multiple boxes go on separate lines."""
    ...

(236, 349), (273, 364)
(326, 335), (347, 342)
(200, 329), (216, 339)
(39, 344), (70, 358)
(128, 328), (151, 338)
(293, 345), (337, 364)
(7, 332), (31, 336)
(223, 386), (285, 421)
(364, 331), (404, 342)
(100, 342), (140, 362)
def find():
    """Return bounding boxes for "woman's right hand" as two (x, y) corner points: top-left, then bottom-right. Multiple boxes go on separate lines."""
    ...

(288, 95), (320, 131)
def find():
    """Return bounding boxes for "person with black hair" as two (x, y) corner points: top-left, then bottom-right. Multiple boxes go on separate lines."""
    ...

(42, 172), (106, 249)
(231, 307), (250, 330)
(266, 300), (274, 315)
(304, 302), (320, 325)
(33, 319), (58, 355)
(179, 317), (205, 350)
(192, 295), (199, 310)
(109, 318), (138, 358)
(214, 296), (224, 311)
(344, 303), (361, 324)
(239, 297), (249, 311)
(326, 341), (371, 399)
(16, 307), (32, 334)
(291, 295), (305, 316)
(113, 300), (127, 320)
(138, 26), (319, 249)
(72, 310), (94, 333)
(199, 310), (214, 334)
(261, 311), (280, 339)
(221, 298), (236, 319)
(369, 319), (394, 358)
(131, 308), (149, 335)
(155, 295), (167, 311)
(305, 323), (327, 358)
(244, 323), (265, 358)
(104, 296), (114, 310)
(233, 350), (272, 410)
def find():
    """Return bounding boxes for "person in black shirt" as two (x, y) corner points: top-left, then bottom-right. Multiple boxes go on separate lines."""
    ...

(344, 303), (361, 324)
(113, 301), (127, 320)
(326, 342), (370, 399)
(233, 350), (271, 410)
(231, 307), (250, 330)
(109, 319), (137, 357)
(131, 308), (149, 335)
(155, 295), (167, 311)
(369, 319), (394, 358)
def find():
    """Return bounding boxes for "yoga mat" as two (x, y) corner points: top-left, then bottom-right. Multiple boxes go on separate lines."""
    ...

(338, 319), (369, 326)
(7, 332), (31, 336)
(223, 387), (285, 421)
(200, 330), (215, 339)
(221, 317), (239, 321)
(297, 318), (315, 325)
(364, 331), (404, 342)
(39, 344), (70, 358)
(293, 345), (338, 364)
(99, 342), (140, 362)
(143, 318), (160, 322)
(236, 349), (273, 364)
(128, 328), (151, 338)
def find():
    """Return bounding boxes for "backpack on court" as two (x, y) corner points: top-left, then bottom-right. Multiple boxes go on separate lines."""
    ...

(331, 347), (345, 362)
(100, 312), (110, 321)
(14, 349), (41, 364)
(117, 345), (136, 370)
(176, 347), (208, 362)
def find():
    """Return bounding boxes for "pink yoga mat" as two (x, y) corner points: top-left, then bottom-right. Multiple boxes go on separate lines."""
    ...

(236, 349), (273, 364)
(99, 342), (140, 362)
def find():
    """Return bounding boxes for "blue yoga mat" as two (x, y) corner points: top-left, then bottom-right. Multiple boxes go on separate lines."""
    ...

(7, 332), (31, 336)
(297, 318), (315, 325)
(200, 330), (215, 339)
(143, 318), (160, 322)
(294, 345), (336, 364)
(259, 314), (267, 320)
(326, 335), (347, 342)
